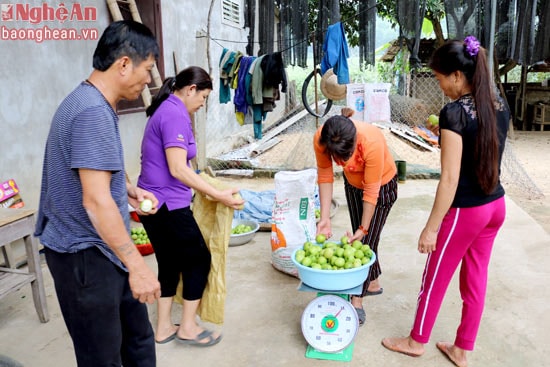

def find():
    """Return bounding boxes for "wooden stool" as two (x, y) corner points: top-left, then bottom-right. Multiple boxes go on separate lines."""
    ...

(0, 208), (49, 323)
(533, 104), (550, 131)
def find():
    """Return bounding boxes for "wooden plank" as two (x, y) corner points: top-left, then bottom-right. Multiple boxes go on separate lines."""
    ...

(0, 271), (34, 299)
(0, 208), (35, 227)
(0, 215), (35, 246)
(250, 137), (281, 157)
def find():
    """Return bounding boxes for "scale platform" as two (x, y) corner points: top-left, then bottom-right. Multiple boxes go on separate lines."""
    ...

(297, 282), (363, 296)
(305, 343), (355, 361)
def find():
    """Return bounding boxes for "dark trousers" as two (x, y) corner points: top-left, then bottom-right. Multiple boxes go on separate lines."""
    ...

(45, 247), (155, 367)
(140, 205), (211, 300)
(344, 175), (398, 297)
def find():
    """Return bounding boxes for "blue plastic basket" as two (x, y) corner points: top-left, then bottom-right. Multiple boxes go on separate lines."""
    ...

(291, 246), (376, 291)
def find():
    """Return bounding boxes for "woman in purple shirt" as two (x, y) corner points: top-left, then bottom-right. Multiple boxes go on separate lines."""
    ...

(138, 66), (244, 346)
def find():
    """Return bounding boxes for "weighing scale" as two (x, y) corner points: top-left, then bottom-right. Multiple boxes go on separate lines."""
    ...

(298, 283), (362, 361)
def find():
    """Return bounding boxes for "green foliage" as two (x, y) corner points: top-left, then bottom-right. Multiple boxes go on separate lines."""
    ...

(307, 0), (361, 47)
(504, 66), (550, 83)
(376, 0), (398, 28)
(421, 18), (434, 37)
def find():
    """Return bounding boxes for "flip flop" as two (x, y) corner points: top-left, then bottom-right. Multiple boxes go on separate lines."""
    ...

(176, 329), (222, 347)
(365, 287), (384, 296)
(354, 307), (366, 326)
(436, 342), (468, 367)
(155, 331), (177, 344)
(381, 337), (423, 357)
(155, 324), (180, 344)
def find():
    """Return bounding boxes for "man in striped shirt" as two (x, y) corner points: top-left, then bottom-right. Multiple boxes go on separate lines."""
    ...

(35, 20), (161, 367)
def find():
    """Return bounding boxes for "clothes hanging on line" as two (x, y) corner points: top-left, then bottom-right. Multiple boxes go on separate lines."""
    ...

(219, 49), (242, 104)
(218, 49), (288, 139)
(320, 21), (350, 84)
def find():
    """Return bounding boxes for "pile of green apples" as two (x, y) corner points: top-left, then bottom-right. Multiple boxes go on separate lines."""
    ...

(295, 234), (373, 270)
(231, 223), (253, 235)
(131, 227), (150, 245)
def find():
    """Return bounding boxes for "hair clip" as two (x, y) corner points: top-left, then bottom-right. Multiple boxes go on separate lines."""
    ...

(464, 35), (480, 57)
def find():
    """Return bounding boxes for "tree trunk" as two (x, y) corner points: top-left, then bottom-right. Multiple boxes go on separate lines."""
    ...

(430, 18), (445, 47)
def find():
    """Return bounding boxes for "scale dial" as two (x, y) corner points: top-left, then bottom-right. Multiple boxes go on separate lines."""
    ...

(301, 294), (359, 353)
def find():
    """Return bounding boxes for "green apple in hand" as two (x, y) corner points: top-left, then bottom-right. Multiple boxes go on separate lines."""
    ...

(315, 234), (327, 244)
(139, 199), (153, 213)
(428, 114), (439, 126)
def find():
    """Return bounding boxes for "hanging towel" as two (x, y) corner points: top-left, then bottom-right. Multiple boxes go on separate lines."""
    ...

(320, 22), (350, 84)
(219, 49), (237, 104)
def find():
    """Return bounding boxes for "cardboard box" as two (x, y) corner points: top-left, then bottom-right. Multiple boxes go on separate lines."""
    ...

(0, 179), (24, 208)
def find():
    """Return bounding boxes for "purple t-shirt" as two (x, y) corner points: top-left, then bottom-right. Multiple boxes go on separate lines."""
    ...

(138, 94), (196, 210)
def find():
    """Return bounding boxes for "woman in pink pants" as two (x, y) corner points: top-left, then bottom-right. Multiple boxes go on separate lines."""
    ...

(382, 36), (510, 367)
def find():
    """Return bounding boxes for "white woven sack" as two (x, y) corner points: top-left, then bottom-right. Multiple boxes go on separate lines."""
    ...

(270, 169), (317, 276)
(364, 83), (391, 123)
(346, 83), (366, 121)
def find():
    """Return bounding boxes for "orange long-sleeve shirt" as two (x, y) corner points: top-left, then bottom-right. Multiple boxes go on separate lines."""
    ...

(313, 120), (397, 205)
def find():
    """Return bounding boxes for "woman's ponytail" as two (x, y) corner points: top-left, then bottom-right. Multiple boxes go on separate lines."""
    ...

(145, 77), (175, 117)
(471, 45), (499, 194)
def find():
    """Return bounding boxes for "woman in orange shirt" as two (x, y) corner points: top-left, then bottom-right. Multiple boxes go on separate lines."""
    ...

(313, 108), (398, 325)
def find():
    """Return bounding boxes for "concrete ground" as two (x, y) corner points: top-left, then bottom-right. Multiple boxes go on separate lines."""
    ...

(0, 177), (548, 367)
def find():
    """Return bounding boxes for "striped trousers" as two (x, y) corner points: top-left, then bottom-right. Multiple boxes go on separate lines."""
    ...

(344, 175), (398, 297)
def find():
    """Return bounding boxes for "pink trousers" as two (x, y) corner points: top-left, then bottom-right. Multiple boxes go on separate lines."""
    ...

(410, 196), (506, 350)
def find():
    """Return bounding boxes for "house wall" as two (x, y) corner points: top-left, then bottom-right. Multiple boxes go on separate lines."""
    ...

(0, 2), (112, 210)
(0, 0), (285, 214)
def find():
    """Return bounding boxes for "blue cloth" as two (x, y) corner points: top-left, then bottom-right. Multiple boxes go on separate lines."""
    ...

(320, 22), (350, 84)
(234, 56), (255, 114)
(233, 189), (275, 223)
(232, 188), (321, 223)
